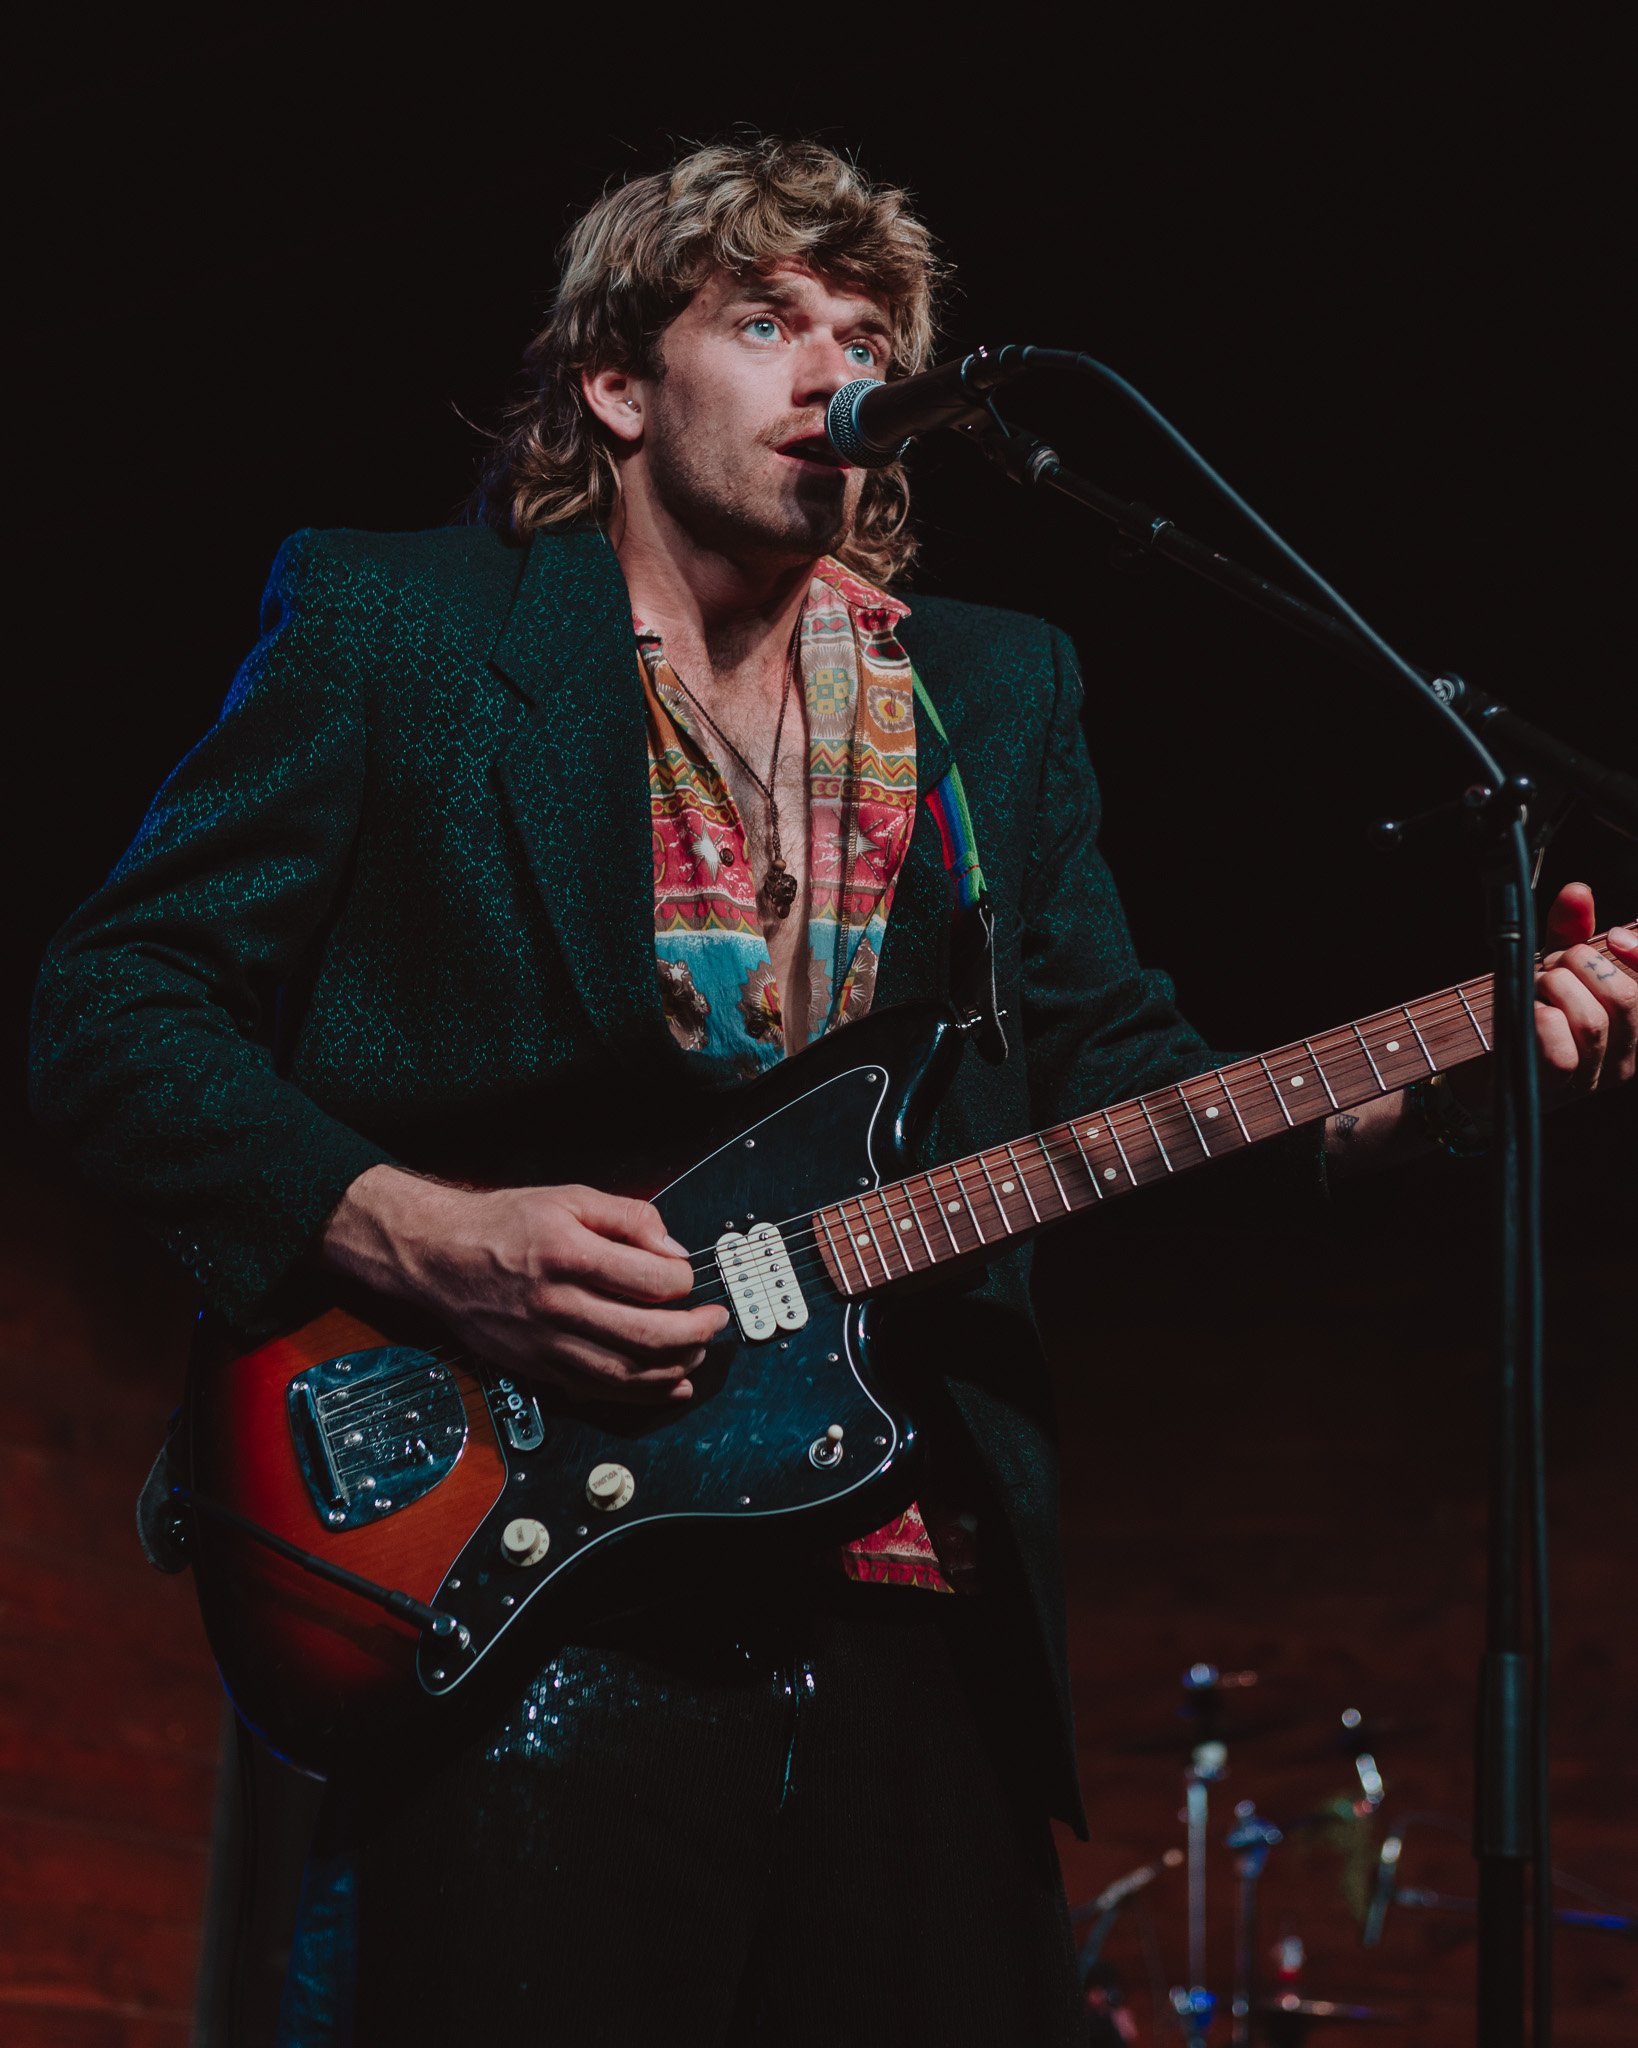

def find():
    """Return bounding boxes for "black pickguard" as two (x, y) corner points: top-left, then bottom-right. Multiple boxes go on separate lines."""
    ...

(414, 1001), (963, 1699)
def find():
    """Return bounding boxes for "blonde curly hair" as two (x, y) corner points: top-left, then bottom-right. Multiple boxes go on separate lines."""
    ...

(473, 137), (946, 586)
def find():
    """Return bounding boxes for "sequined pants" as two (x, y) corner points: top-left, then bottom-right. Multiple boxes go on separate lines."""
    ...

(278, 1575), (1082, 2044)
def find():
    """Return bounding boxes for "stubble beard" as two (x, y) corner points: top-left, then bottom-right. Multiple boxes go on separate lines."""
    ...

(643, 405), (855, 571)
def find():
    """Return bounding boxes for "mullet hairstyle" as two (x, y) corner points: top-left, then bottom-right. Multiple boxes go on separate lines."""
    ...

(472, 137), (946, 587)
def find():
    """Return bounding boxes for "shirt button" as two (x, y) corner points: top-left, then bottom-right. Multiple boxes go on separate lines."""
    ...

(720, 847), (736, 866)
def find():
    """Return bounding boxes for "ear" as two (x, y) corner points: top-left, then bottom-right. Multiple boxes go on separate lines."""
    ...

(581, 365), (646, 444)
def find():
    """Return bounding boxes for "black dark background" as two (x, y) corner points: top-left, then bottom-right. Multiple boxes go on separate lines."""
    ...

(7, 20), (1632, 1123)
(2, 21), (1633, 2033)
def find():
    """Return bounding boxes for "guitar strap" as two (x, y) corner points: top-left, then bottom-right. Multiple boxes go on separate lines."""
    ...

(911, 670), (1009, 1064)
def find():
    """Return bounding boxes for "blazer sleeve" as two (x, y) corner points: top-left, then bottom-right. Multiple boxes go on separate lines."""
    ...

(1017, 626), (1328, 1211)
(28, 529), (396, 1330)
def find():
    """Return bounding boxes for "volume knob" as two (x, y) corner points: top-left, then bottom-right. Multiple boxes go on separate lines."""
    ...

(586, 1462), (636, 1512)
(500, 1517), (550, 1566)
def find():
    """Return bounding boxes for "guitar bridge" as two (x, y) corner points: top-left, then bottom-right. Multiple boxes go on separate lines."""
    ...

(716, 1223), (809, 1342)
(287, 1347), (469, 1530)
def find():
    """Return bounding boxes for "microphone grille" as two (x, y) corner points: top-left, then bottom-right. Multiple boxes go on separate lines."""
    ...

(825, 380), (904, 469)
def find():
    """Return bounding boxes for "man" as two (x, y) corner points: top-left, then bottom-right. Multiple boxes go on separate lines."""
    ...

(29, 137), (1638, 2043)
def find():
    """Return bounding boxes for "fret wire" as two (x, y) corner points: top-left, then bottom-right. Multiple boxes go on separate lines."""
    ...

(816, 1207), (856, 1295)
(1302, 1037), (1340, 1110)
(925, 1171), (962, 1255)
(1349, 1021), (1386, 1091)
(1215, 1068), (1254, 1143)
(872, 1185), (915, 1276)
(1456, 985), (1492, 1053)
(1136, 1097), (1174, 1172)
(1174, 1081), (1213, 1156)
(842, 1198), (888, 1287)
(1256, 1052), (1295, 1128)
(897, 1179), (937, 1265)
(1066, 1121), (1107, 1199)
(949, 1159), (988, 1246)
(1038, 1129), (1077, 1209)
(801, 953), (1621, 1289)
(974, 1151), (1014, 1236)
(1004, 1141), (1043, 1223)
(1402, 1002), (1437, 1074)
(1104, 1117), (1140, 1187)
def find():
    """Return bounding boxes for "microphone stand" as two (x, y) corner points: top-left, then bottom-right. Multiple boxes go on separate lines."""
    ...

(952, 381), (1635, 2048)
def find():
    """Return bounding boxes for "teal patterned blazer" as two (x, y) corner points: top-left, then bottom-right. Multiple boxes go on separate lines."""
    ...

(30, 523), (1320, 1824)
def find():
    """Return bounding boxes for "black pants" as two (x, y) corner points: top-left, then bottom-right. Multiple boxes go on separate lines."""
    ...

(278, 1574), (1082, 2044)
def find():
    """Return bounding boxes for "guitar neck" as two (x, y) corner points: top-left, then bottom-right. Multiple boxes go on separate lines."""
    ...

(813, 926), (1629, 1296)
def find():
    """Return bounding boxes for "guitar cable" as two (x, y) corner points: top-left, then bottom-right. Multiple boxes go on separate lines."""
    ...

(171, 1484), (463, 1639)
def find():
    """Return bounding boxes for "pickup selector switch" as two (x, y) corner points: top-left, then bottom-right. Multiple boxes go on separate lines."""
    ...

(501, 1517), (550, 1566)
(586, 1462), (636, 1512)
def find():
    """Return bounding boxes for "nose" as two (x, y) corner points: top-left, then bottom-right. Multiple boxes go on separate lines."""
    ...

(793, 337), (873, 412)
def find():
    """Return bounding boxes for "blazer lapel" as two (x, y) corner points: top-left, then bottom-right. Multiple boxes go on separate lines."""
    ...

(490, 528), (683, 1071)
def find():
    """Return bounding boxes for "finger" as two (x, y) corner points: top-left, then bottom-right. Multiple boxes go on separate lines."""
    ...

(562, 1186), (691, 1260)
(1606, 928), (1638, 1083)
(558, 1222), (697, 1305)
(540, 1287), (729, 1355)
(1537, 965), (1610, 1087)
(1542, 880), (1596, 957)
(532, 1336), (697, 1405)
(1563, 940), (1638, 1083)
(1533, 996), (1589, 1091)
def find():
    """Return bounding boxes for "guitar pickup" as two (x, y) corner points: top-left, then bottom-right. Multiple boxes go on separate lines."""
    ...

(716, 1223), (809, 1343)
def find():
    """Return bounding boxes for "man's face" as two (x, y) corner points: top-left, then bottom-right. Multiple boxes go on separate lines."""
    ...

(631, 264), (891, 568)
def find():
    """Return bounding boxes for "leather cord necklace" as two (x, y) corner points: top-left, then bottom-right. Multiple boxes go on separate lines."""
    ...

(663, 621), (803, 920)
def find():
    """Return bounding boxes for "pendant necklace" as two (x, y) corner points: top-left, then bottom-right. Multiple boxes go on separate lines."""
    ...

(664, 621), (803, 921)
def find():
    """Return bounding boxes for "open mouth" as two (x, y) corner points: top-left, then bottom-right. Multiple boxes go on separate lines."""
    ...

(777, 435), (847, 470)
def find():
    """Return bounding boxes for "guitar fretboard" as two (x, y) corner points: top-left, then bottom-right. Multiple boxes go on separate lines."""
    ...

(812, 929), (1626, 1295)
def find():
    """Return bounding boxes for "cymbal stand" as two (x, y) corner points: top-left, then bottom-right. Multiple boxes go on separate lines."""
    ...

(1226, 1806), (1283, 2046)
(1171, 1663), (1232, 2043)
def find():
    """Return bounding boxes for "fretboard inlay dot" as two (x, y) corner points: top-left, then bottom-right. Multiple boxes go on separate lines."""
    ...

(1386, 1039), (1400, 1052)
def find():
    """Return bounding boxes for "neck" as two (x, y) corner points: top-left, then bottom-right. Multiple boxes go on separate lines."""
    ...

(609, 498), (818, 686)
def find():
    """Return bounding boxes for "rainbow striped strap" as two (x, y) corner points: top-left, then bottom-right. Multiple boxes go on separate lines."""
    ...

(911, 670), (988, 910)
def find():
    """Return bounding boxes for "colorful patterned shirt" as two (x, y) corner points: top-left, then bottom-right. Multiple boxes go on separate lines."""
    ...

(637, 557), (975, 1593)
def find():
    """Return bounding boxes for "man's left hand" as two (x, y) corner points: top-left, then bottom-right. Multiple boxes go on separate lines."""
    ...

(1529, 881), (1638, 1101)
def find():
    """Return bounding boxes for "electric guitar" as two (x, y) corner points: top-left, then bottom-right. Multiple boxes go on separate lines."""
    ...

(178, 928), (1627, 1770)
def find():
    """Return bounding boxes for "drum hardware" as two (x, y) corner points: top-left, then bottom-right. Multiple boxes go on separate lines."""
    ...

(1361, 1815), (1638, 1949)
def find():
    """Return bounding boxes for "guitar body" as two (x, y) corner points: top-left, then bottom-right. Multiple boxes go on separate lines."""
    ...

(185, 1001), (964, 1771)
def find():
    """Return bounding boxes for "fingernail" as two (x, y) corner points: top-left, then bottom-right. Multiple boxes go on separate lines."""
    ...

(1611, 924), (1638, 948)
(661, 1233), (689, 1257)
(670, 1379), (694, 1402)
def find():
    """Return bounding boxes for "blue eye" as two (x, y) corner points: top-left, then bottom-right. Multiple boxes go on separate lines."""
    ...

(745, 318), (780, 341)
(846, 342), (879, 368)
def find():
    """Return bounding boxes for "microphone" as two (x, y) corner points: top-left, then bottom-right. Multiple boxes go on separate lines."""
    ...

(825, 344), (1027, 468)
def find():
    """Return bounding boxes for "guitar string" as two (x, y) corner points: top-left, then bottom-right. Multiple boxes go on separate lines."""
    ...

(669, 935), (1619, 1280)
(669, 977), (1509, 1284)
(670, 973), (1512, 1276)
(309, 939), (1624, 1429)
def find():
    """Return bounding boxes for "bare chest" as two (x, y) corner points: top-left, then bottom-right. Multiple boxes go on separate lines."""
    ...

(694, 693), (815, 1052)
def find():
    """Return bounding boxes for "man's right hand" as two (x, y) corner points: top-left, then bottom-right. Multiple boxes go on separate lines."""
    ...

(321, 1165), (727, 1405)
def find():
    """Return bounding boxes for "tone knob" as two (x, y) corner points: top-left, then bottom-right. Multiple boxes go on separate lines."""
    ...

(586, 1462), (636, 1512)
(500, 1516), (550, 1566)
